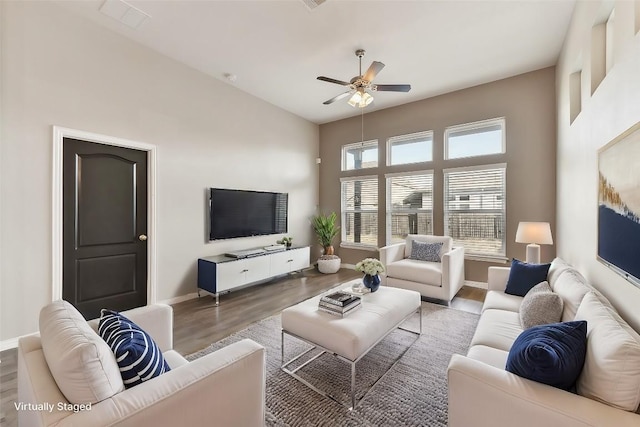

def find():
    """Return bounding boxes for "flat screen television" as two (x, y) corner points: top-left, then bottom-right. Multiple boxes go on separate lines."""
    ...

(209, 188), (288, 240)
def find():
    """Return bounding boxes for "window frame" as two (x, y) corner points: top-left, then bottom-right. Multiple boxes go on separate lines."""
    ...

(443, 163), (507, 260)
(444, 117), (506, 160)
(340, 174), (379, 250)
(385, 170), (434, 245)
(386, 130), (434, 166)
(341, 139), (379, 171)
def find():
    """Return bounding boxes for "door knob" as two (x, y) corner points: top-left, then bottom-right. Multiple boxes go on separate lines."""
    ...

(138, 234), (148, 241)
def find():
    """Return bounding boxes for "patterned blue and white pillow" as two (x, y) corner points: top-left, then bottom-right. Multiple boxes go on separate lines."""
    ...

(98, 309), (170, 388)
(409, 241), (443, 262)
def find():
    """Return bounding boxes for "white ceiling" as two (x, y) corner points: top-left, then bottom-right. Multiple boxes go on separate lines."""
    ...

(57, 0), (576, 124)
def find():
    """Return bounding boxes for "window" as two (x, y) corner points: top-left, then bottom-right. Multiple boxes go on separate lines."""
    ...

(342, 140), (378, 171)
(445, 118), (505, 160)
(444, 164), (506, 258)
(387, 131), (433, 165)
(340, 175), (378, 248)
(386, 171), (433, 244)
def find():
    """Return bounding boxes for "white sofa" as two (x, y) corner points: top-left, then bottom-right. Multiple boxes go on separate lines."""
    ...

(18, 302), (266, 427)
(447, 258), (640, 427)
(380, 235), (465, 302)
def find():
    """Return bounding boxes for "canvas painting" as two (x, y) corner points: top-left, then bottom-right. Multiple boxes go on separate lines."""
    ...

(598, 122), (640, 287)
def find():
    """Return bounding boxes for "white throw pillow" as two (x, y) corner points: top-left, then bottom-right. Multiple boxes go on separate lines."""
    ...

(552, 269), (592, 322)
(575, 292), (640, 411)
(39, 300), (125, 404)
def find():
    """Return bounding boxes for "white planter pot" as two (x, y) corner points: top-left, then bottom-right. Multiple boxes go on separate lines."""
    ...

(317, 257), (341, 274)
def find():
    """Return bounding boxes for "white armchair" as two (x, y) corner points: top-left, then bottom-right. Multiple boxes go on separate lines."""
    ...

(18, 302), (266, 427)
(379, 235), (465, 302)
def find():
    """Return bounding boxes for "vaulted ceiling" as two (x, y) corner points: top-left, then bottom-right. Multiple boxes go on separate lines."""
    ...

(57, 0), (576, 124)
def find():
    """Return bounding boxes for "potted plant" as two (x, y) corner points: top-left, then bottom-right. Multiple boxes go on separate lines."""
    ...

(312, 212), (340, 255)
(277, 236), (293, 248)
(355, 258), (385, 292)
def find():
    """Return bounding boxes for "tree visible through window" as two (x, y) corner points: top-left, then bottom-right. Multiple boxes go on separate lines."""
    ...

(341, 176), (378, 247)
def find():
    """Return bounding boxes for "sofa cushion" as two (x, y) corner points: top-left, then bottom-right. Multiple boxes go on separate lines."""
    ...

(519, 281), (563, 329)
(504, 259), (551, 297)
(404, 234), (452, 259)
(482, 290), (523, 313)
(409, 240), (443, 262)
(39, 300), (124, 404)
(553, 268), (592, 322)
(470, 309), (523, 352)
(99, 310), (171, 389)
(467, 344), (509, 370)
(386, 258), (442, 285)
(575, 292), (640, 411)
(547, 257), (573, 289)
(506, 320), (587, 391)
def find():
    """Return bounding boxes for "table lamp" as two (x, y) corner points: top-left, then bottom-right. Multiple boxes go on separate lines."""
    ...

(515, 222), (553, 264)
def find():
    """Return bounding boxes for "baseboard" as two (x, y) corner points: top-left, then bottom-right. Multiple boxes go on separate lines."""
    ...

(158, 292), (199, 305)
(341, 263), (356, 270)
(0, 337), (19, 352)
(464, 280), (488, 290)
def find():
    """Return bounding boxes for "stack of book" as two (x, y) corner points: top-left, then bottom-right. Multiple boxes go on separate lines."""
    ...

(318, 291), (361, 317)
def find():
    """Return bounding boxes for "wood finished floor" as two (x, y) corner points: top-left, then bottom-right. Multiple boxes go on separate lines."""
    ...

(0, 268), (486, 427)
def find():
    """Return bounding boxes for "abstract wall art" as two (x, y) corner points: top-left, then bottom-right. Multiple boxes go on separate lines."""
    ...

(598, 121), (640, 287)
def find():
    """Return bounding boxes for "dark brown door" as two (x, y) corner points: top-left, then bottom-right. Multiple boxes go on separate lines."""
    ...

(63, 138), (147, 319)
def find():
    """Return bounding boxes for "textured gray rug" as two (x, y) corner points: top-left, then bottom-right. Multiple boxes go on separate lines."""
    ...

(187, 302), (479, 427)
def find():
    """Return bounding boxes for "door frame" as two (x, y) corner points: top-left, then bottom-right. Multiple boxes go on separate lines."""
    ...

(52, 126), (158, 306)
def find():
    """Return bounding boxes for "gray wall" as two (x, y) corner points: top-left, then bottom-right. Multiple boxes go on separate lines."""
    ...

(0, 1), (319, 343)
(556, 0), (640, 332)
(319, 67), (557, 282)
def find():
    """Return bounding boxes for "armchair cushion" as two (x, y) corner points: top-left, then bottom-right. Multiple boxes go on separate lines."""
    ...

(39, 300), (124, 404)
(99, 309), (170, 389)
(409, 240), (443, 262)
(505, 259), (551, 297)
(386, 258), (442, 285)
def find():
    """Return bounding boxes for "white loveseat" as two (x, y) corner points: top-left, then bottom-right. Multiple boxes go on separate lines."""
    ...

(18, 302), (266, 427)
(447, 258), (640, 427)
(380, 235), (465, 302)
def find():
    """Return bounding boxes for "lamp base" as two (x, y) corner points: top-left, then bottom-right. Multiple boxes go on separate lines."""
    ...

(525, 244), (541, 264)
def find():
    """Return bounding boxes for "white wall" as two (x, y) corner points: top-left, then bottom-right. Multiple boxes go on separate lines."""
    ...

(556, 0), (640, 332)
(0, 1), (318, 344)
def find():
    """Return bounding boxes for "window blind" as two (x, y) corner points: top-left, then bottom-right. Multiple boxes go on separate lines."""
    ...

(444, 165), (506, 256)
(386, 171), (434, 243)
(341, 176), (378, 247)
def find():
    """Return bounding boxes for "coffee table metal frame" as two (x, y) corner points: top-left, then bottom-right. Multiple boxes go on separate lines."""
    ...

(281, 305), (422, 410)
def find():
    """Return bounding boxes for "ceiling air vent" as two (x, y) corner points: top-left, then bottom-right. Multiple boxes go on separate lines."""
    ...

(300, 0), (327, 11)
(99, 0), (150, 30)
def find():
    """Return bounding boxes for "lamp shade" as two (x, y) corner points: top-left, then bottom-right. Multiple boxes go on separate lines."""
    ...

(516, 222), (553, 245)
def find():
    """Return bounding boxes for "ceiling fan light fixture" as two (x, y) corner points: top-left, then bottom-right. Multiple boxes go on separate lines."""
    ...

(348, 90), (373, 108)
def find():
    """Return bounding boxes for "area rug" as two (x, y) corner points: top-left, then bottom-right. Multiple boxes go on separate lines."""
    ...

(187, 302), (479, 427)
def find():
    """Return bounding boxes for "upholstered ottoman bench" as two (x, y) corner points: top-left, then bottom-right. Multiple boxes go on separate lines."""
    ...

(281, 286), (421, 409)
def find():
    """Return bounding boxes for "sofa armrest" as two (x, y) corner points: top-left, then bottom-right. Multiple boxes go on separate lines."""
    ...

(58, 339), (266, 427)
(380, 242), (405, 269)
(442, 246), (465, 300)
(87, 304), (173, 352)
(488, 266), (510, 292)
(447, 354), (640, 427)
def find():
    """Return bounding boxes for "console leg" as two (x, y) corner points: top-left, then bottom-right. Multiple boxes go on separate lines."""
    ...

(197, 288), (201, 298)
(215, 293), (219, 306)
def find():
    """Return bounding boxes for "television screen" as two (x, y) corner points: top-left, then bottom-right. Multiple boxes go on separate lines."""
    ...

(209, 188), (288, 240)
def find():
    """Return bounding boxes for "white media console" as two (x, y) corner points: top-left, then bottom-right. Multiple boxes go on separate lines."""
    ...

(197, 246), (310, 305)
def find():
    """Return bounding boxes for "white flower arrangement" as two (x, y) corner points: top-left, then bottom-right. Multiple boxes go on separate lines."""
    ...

(355, 258), (385, 276)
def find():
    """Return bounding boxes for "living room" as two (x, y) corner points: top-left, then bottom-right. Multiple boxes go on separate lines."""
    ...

(2, 0), (640, 426)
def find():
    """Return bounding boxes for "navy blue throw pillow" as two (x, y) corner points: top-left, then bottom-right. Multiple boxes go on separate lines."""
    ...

(506, 321), (587, 391)
(505, 259), (551, 297)
(99, 309), (170, 388)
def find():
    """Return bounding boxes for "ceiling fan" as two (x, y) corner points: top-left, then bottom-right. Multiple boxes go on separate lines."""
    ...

(317, 49), (411, 108)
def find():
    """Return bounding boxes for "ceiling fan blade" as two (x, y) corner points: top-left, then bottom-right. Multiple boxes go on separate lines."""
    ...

(374, 84), (411, 92)
(323, 91), (352, 105)
(362, 61), (385, 82)
(317, 76), (351, 86)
